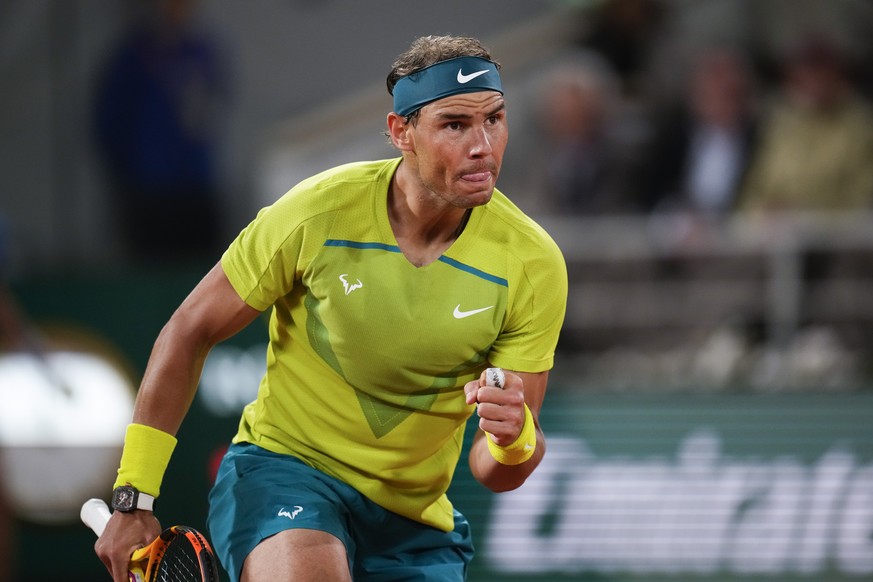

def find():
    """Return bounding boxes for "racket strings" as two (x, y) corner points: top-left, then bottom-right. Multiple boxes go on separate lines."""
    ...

(153, 530), (219, 582)
(154, 538), (200, 581)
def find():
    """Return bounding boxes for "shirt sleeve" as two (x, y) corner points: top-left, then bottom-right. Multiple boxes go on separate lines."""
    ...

(221, 194), (307, 311)
(488, 235), (568, 373)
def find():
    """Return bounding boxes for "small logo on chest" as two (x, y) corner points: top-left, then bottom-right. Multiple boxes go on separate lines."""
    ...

(453, 304), (494, 319)
(339, 274), (364, 295)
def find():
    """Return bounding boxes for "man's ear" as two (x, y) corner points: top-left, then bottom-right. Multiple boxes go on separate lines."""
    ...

(386, 112), (413, 151)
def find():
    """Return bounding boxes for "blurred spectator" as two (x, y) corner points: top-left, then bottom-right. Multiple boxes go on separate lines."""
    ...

(739, 35), (873, 213)
(578, 0), (667, 99)
(643, 46), (759, 219)
(94, 0), (230, 264)
(522, 52), (643, 216)
(737, 35), (873, 343)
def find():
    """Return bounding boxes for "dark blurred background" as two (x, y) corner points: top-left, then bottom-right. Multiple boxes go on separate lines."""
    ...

(2, 1), (873, 580)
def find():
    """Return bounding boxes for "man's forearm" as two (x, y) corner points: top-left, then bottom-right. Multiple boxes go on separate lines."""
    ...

(469, 428), (546, 493)
(131, 319), (211, 435)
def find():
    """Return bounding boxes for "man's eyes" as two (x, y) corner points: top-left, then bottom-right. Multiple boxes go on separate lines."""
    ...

(444, 117), (501, 129)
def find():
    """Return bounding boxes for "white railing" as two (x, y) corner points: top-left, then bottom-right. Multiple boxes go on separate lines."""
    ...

(536, 210), (873, 391)
(538, 210), (873, 344)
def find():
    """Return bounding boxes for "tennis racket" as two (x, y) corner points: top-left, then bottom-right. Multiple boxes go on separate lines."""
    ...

(81, 498), (220, 582)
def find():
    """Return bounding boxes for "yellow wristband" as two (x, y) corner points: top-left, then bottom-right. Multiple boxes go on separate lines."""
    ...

(113, 423), (177, 497)
(486, 404), (537, 465)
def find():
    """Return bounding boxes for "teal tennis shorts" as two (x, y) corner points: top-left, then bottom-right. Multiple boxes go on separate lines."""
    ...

(207, 443), (475, 581)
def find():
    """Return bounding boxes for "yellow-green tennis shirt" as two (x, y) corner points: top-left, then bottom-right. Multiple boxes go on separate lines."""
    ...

(221, 158), (567, 531)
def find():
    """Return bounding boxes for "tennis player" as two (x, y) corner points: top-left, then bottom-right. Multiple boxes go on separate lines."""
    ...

(95, 34), (567, 582)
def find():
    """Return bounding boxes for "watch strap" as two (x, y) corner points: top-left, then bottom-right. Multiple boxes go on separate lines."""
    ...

(135, 491), (155, 511)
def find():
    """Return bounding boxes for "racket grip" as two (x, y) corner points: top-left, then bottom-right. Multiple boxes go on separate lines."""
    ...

(485, 367), (505, 389)
(81, 499), (146, 582)
(81, 498), (112, 537)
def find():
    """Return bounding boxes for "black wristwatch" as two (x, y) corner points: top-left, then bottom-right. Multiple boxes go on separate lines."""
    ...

(111, 485), (155, 512)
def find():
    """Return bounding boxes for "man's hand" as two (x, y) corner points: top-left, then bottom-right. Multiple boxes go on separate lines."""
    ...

(464, 368), (526, 446)
(95, 510), (161, 581)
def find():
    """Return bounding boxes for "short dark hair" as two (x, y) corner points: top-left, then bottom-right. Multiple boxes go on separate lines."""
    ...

(387, 35), (499, 96)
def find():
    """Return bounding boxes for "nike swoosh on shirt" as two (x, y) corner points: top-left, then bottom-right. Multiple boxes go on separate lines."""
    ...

(453, 304), (495, 319)
(457, 69), (489, 84)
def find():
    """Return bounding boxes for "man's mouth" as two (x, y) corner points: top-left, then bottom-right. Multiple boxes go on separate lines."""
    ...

(460, 169), (494, 183)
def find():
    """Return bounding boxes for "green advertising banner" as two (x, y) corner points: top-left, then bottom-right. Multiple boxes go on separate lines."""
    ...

(4, 271), (872, 580)
(452, 390), (873, 581)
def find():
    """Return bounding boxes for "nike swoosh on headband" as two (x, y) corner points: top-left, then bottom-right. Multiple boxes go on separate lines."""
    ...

(457, 69), (490, 84)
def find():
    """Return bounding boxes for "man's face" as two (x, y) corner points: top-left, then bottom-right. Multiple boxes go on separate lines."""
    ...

(405, 91), (508, 209)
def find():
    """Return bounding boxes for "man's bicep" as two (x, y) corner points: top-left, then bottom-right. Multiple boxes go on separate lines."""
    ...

(177, 262), (263, 345)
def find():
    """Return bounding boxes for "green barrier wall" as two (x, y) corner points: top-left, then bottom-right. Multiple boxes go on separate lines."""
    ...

(452, 390), (873, 581)
(6, 270), (872, 581)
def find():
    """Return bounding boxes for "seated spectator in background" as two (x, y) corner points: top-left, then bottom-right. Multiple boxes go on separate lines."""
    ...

(579, 0), (667, 99)
(94, 0), (229, 264)
(523, 52), (643, 216)
(643, 46), (759, 219)
(739, 35), (873, 214)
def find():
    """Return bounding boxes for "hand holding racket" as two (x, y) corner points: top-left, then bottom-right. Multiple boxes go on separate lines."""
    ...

(465, 367), (527, 445)
(81, 498), (219, 582)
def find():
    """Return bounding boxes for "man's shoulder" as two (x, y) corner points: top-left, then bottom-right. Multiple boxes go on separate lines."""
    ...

(483, 190), (564, 261)
(270, 158), (400, 216)
(300, 158), (401, 192)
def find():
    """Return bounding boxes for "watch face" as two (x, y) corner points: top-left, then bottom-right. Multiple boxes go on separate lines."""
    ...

(113, 487), (136, 510)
